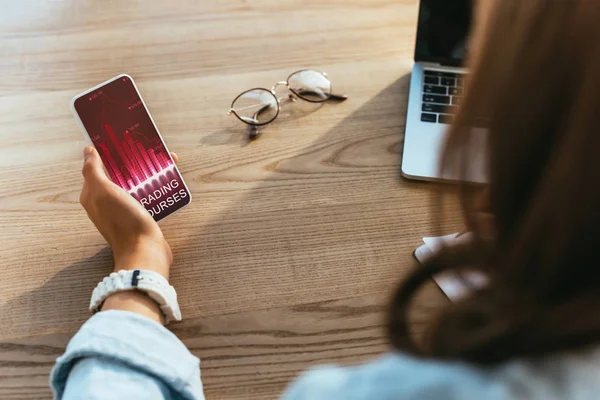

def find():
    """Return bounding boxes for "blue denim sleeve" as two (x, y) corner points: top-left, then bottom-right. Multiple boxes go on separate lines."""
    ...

(281, 354), (501, 400)
(50, 310), (204, 400)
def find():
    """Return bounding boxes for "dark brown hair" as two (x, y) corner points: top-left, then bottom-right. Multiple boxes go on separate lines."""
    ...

(389, 0), (600, 364)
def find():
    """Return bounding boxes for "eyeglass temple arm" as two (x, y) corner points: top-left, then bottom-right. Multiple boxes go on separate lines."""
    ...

(329, 93), (349, 100)
(248, 103), (274, 139)
(248, 94), (298, 139)
(293, 89), (348, 101)
(253, 103), (273, 120)
(251, 94), (301, 123)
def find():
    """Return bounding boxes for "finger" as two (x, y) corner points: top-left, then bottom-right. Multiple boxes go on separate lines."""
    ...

(170, 151), (179, 164)
(82, 146), (110, 182)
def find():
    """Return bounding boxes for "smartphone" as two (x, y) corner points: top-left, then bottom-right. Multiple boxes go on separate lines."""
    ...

(71, 74), (192, 221)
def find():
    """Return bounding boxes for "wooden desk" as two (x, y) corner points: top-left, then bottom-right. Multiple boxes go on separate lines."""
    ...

(0, 1), (460, 398)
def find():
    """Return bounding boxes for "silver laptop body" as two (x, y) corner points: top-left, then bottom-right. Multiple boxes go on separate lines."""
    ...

(402, 0), (486, 183)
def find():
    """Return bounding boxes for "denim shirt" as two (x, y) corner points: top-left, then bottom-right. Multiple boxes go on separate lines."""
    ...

(51, 310), (600, 399)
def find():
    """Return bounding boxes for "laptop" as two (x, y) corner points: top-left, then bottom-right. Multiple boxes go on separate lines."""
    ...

(402, 0), (486, 183)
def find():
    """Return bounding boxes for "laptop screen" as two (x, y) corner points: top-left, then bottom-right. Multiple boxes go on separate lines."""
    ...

(414, 0), (473, 66)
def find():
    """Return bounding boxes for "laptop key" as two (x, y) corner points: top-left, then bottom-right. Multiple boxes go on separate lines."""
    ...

(421, 113), (437, 123)
(449, 87), (463, 96)
(424, 70), (443, 77)
(439, 114), (455, 124)
(422, 103), (445, 113)
(422, 103), (459, 114)
(423, 94), (450, 104)
(451, 96), (462, 105)
(457, 79), (465, 87)
(441, 78), (455, 86)
(424, 85), (446, 95)
(424, 76), (439, 85)
(440, 72), (459, 78)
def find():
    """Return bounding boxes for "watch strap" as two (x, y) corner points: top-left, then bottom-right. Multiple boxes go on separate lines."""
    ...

(90, 269), (182, 323)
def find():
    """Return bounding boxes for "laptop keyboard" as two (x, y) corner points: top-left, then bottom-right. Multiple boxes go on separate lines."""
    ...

(421, 70), (466, 124)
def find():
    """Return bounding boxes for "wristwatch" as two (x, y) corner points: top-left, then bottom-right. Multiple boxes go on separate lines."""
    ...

(90, 269), (182, 324)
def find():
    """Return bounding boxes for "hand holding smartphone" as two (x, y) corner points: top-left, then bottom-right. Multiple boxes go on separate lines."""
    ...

(71, 75), (192, 221)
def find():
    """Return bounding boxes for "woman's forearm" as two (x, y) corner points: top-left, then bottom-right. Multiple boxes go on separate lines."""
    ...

(101, 241), (172, 324)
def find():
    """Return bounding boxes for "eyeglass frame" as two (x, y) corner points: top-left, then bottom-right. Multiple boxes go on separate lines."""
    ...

(227, 69), (348, 128)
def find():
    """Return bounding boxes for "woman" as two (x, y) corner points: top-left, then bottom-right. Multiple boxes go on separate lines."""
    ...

(51, 0), (600, 398)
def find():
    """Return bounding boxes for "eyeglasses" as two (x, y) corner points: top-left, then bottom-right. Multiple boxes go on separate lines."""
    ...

(227, 69), (348, 139)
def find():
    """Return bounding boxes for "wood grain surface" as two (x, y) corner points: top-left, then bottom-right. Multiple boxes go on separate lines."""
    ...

(0, 0), (461, 398)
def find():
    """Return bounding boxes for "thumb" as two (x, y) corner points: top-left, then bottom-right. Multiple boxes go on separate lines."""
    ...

(82, 146), (109, 182)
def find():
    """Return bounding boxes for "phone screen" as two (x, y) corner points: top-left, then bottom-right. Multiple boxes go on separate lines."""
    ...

(73, 75), (191, 221)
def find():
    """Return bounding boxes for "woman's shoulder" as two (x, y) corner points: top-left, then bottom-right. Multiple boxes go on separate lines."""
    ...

(281, 346), (600, 400)
(281, 353), (491, 400)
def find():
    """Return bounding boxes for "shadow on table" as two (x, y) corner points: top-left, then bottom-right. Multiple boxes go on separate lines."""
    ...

(0, 247), (114, 338)
(175, 73), (419, 317)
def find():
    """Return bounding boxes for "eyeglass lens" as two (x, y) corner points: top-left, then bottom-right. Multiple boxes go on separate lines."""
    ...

(231, 89), (279, 125)
(288, 70), (332, 102)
